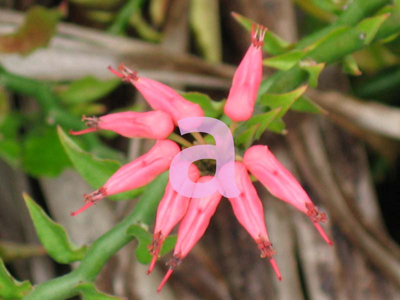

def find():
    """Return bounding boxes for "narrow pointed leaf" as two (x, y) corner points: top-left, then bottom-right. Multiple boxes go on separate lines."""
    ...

(182, 92), (224, 118)
(246, 108), (282, 139)
(126, 225), (176, 264)
(299, 60), (325, 87)
(76, 282), (126, 300)
(231, 12), (291, 55)
(57, 76), (120, 104)
(267, 118), (287, 134)
(342, 55), (362, 76)
(0, 258), (32, 300)
(356, 13), (391, 45)
(235, 125), (258, 149)
(58, 127), (144, 201)
(291, 95), (326, 114)
(24, 194), (87, 264)
(263, 50), (305, 70)
(0, 6), (62, 55)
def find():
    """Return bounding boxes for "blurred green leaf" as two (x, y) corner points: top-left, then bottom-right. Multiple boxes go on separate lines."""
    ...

(291, 95), (325, 114)
(76, 282), (125, 300)
(356, 13), (391, 45)
(190, 0), (222, 62)
(108, 0), (145, 35)
(126, 225), (176, 264)
(299, 60), (325, 87)
(150, 0), (168, 27)
(129, 11), (162, 42)
(0, 258), (32, 299)
(294, 0), (337, 22)
(235, 125), (258, 149)
(57, 76), (120, 104)
(0, 88), (9, 120)
(69, 0), (122, 9)
(182, 92), (224, 118)
(24, 194), (87, 264)
(0, 6), (62, 55)
(231, 12), (291, 55)
(245, 108), (282, 139)
(342, 55), (362, 75)
(0, 113), (22, 167)
(58, 127), (144, 201)
(22, 125), (71, 177)
(263, 50), (305, 70)
(266, 118), (287, 134)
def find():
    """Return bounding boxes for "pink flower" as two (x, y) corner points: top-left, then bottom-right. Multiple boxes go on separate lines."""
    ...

(243, 145), (332, 245)
(71, 140), (180, 216)
(69, 111), (174, 140)
(228, 162), (281, 279)
(109, 64), (204, 124)
(147, 164), (200, 275)
(224, 25), (267, 122)
(157, 176), (222, 292)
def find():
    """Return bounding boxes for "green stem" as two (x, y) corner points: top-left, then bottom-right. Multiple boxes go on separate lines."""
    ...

(168, 132), (193, 147)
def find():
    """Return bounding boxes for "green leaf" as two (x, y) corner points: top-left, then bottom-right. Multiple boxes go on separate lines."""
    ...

(0, 113), (22, 167)
(245, 108), (282, 139)
(303, 26), (349, 52)
(57, 76), (120, 104)
(190, 0), (222, 62)
(263, 50), (305, 70)
(58, 127), (144, 201)
(0, 6), (62, 55)
(181, 92), (224, 118)
(24, 193), (87, 264)
(150, 0), (168, 27)
(356, 13), (391, 45)
(0, 258), (32, 300)
(22, 125), (72, 177)
(267, 118), (287, 134)
(342, 55), (362, 76)
(260, 85), (308, 118)
(291, 95), (325, 114)
(235, 125), (258, 149)
(129, 10), (162, 43)
(231, 12), (291, 55)
(76, 282), (125, 300)
(298, 60), (325, 87)
(126, 225), (176, 264)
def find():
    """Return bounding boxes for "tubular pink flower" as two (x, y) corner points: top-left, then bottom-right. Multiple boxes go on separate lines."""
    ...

(69, 111), (174, 140)
(109, 64), (204, 124)
(224, 24), (267, 122)
(147, 164), (200, 275)
(243, 145), (333, 245)
(228, 161), (281, 280)
(157, 176), (222, 292)
(71, 140), (180, 216)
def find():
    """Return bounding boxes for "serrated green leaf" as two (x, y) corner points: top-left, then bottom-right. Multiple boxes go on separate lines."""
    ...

(0, 258), (32, 300)
(126, 225), (176, 264)
(22, 125), (72, 177)
(57, 76), (120, 104)
(299, 60), (325, 87)
(291, 95), (325, 114)
(24, 194), (87, 264)
(342, 55), (362, 76)
(246, 108), (282, 139)
(0, 6), (62, 55)
(57, 127), (144, 201)
(235, 125), (258, 149)
(76, 282), (125, 300)
(263, 50), (305, 70)
(260, 85), (308, 118)
(356, 13), (390, 45)
(181, 92), (224, 118)
(231, 12), (291, 55)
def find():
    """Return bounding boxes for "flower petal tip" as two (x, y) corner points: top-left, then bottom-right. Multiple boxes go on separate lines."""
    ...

(70, 201), (95, 216)
(69, 128), (97, 136)
(147, 255), (158, 275)
(157, 269), (174, 293)
(269, 258), (282, 281)
(313, 222), (333, 245)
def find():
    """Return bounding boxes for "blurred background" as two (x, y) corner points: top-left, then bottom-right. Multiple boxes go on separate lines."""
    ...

(0, 0), (399, 299)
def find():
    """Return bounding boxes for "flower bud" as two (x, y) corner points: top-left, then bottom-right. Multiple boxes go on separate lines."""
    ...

(224, 25), (266, 122)
(228, 162), (281, 280)
(71, 140), (180, 216)
(147, 164), (200, 275)
(109, 64), (204, 124)
(70, 111), (174, 140)
(243, 145), (332, 245)
(157, 176), (222, 292)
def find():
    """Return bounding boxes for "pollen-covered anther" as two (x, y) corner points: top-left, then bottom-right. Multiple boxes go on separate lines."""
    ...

(83, 187), (107, 203)
(148, 231), (163, 256)
(256, 237), (276, 258)
(251, 24), (267, 48)
(306, 203), (327, 223)
(81, 116), (100, 129)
